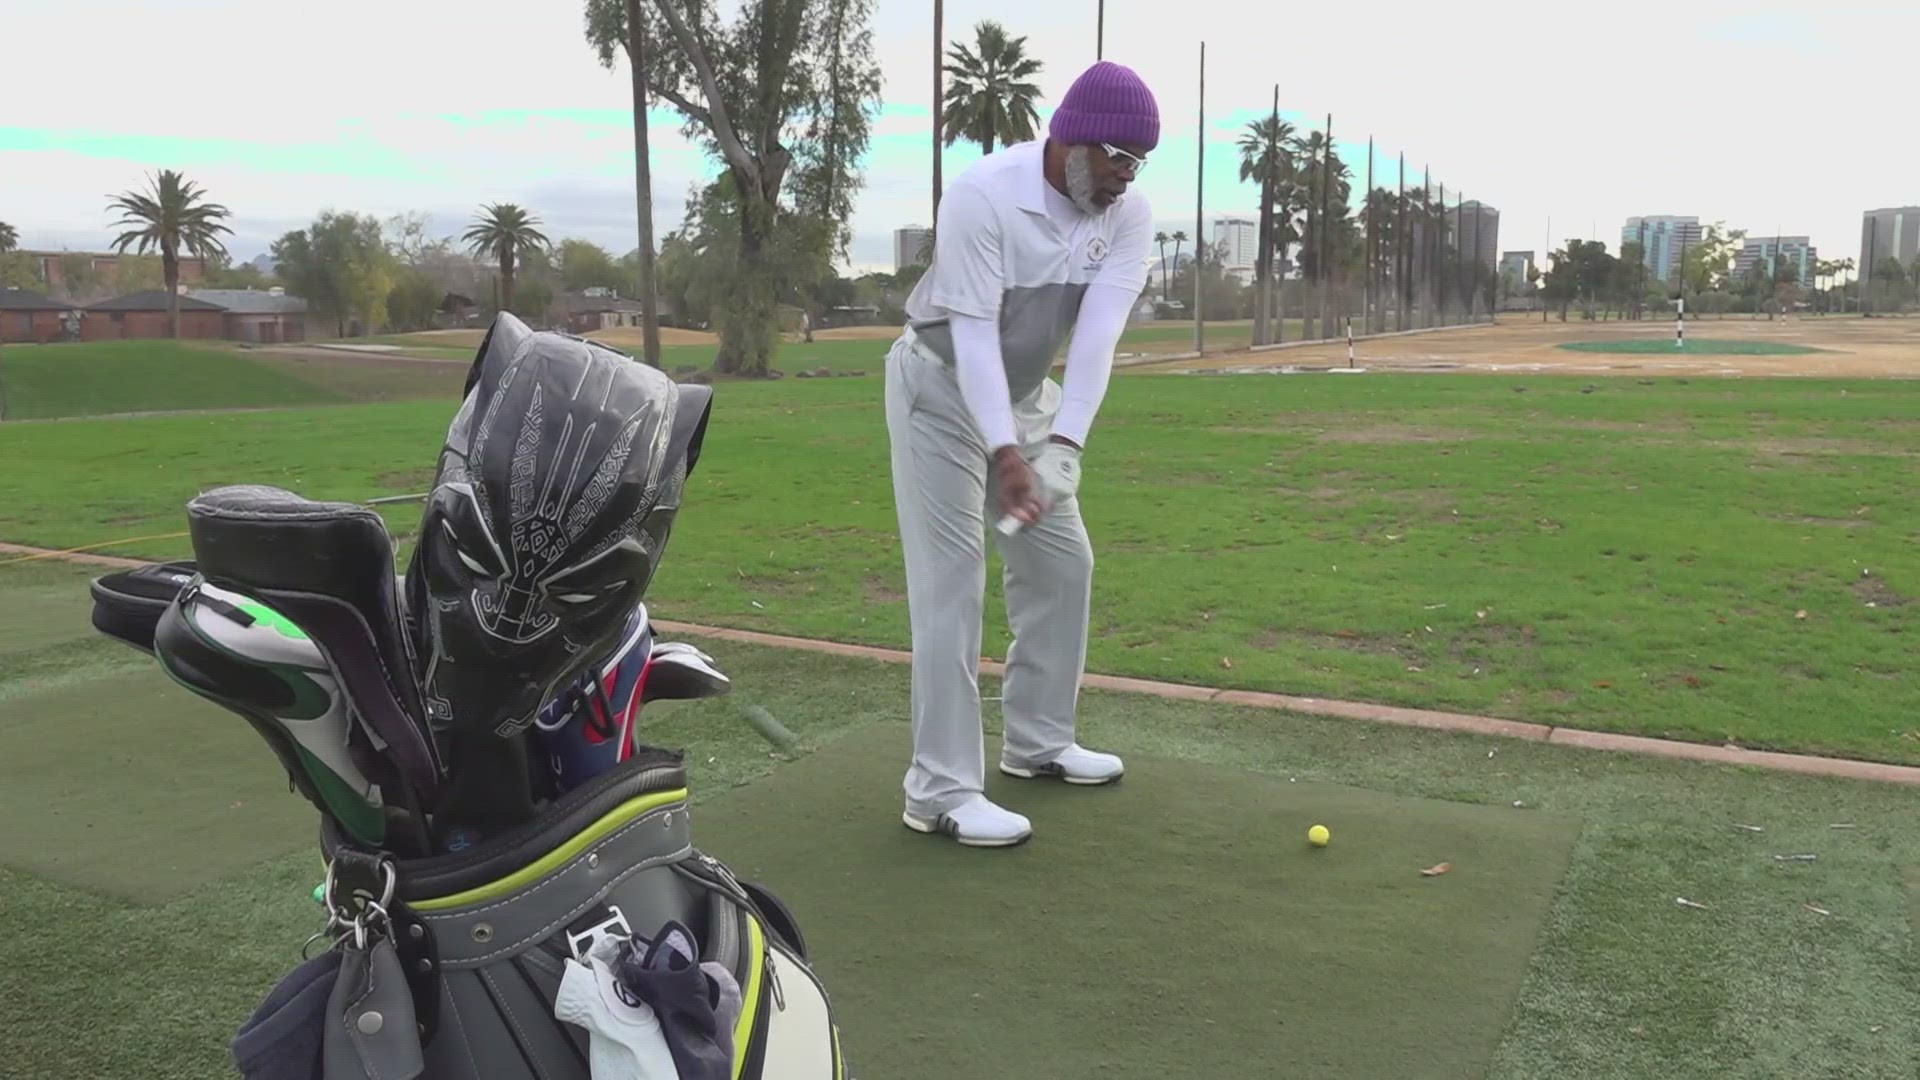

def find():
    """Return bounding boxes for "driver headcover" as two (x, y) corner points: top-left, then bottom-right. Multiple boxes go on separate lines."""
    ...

(407, 313), (710, 844)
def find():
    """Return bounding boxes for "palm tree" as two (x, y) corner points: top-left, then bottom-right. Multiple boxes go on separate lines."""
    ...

(462, 204), (550, 316)
(1154, 231), (1169, 300)
(0, 220), (17, 253)
(940, 20), (1044, 157)
(1170, 230), (1186, 282)
(105, 170), (231, 339)
(1238, 116), (1297, 345)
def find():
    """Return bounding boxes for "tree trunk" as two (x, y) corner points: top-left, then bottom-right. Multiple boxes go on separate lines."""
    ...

(164, 247), (180, 340)
(626, 0), (663, 368)
(1253, 184), (1271, 346)
(714, 194), (777, 377)
(500, 252), (515, 317)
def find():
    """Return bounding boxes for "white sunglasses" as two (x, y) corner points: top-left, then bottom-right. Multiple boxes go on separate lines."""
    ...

(1099, 142), (1148, 173)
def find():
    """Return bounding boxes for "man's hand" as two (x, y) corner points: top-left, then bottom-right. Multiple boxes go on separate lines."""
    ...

(992, 446), (1047, 528)
(1029, 438), (1082, 504)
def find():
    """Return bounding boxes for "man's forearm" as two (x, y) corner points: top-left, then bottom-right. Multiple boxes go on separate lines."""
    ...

(948, 311), (1020, 451)
(1052, 283), (1135, 447)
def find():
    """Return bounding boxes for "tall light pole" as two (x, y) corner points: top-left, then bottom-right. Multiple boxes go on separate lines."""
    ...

(932, 0), (943, 229)
(1193, 41), (1205, 354)
(1097, 0), (1104, 59)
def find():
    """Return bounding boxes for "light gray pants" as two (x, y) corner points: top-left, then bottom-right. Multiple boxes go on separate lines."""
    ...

(884, 332), (1095, 818)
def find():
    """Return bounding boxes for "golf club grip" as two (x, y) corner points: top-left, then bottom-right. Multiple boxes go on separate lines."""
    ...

(996, 513), (1022, 536)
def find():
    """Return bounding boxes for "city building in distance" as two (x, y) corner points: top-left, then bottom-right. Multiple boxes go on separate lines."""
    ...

(1621, 216), (1702, 282)
(1212, 216), (1258, 284)
(1448, 201), (1500, 270)
(1734, 236), (1816, 288)
(894, 226), (932, 272)
(1859, 206), (1920, 273)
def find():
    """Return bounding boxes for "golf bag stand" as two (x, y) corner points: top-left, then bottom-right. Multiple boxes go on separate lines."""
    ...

(86, 484), (851, 1080)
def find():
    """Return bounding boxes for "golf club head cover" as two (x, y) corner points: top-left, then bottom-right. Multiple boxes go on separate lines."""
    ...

(183, 485), (443, 818)
(88, 560), (200, 655)
(533, 604), (654, 797)
(406, 312), (712, 847)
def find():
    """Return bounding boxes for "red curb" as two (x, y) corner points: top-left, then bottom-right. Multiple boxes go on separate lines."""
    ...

(1212, 690), (1555, 742)
(8, 544), (1920, 788)
(0, 543), (148, 569)
(1546, 728), (1920, 787)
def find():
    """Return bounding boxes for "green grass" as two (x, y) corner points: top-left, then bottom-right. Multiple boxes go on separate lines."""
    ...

(1558, 339), (1825, 355)
(0, 565), (1914, 1079)
(3, 372), (1914, 763)
(0, 340), (352, 419)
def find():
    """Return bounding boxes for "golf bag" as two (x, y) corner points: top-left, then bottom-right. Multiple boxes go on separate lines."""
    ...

(85, 315), (851, 1080)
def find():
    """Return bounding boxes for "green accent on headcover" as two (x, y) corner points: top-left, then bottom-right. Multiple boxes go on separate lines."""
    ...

(292, 744), (384, 844)
(408, 789), (691, 912)
(1557, 338), (1823, 355)
(689, 723), (1581, 1080)
(234, 599), (310, 641)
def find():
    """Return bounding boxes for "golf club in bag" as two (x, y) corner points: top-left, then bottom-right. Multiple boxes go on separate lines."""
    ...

(84, 314), (850, 1080)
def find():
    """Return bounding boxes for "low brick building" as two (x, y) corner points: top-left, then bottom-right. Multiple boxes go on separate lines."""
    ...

(187, 287), (309, 343)
(0, 288), (79, 343)
(81, 290), (227, 340)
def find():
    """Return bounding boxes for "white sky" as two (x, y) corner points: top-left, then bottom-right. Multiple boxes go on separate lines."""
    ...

(3, 0), (1915, 276)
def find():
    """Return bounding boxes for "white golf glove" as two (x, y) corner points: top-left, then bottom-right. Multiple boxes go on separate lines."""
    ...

(1029, 440), (1082, 504)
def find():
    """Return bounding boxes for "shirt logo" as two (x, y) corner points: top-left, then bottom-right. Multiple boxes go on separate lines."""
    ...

(1085, 237), (1109, 264)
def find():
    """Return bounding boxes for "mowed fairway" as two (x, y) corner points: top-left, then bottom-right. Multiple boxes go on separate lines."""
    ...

(1, 350), (1915, 763)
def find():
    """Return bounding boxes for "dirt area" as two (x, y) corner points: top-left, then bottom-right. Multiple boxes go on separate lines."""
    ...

(1130, 316), (1920, 379)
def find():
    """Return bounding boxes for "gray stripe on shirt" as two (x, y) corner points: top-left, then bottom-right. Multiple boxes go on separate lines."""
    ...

(910, 281), (1089, 401)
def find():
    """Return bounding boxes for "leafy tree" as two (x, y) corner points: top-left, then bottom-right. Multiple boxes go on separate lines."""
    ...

(0, 221), (16, 253)
(670, 173), (837, 364)
(386, 270), (444, 332)
(940, 20), (1043, 157)
(1238, 115), (1297, 344)
(56, 254), (107, 300)
(1679, 222), (1743, 297)
(557, 239), (628, 294)
(112, 254), (164, 294)
(462, 203), (550, 317)
(273, 212), (396, 337)
(105, 169), (232, 338)
(0, 253), (40, 289)
(627, 0), (882, 375)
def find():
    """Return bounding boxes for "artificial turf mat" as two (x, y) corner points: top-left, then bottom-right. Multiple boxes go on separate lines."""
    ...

(690, 722), (1582, 1080)
(0, 667), (317, 900)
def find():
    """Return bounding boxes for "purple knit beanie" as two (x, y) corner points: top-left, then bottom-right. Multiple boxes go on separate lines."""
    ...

(1048, 61), (1160, 150)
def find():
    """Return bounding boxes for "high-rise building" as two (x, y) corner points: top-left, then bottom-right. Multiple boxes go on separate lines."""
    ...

(1621, 216), (1702, 283)
(894, 226), (932, 271)
(1859, 206), (1920, 275)
(1212, 217), (1258, 274)
(1447, 201), (1500, 270)
(1499, 251), (1533, 285)
(1735, 236), (1816, 287)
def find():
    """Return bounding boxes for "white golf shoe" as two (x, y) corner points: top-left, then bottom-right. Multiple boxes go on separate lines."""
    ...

(1000, 743), (1125, 785)
(902, 795), (1033, 848)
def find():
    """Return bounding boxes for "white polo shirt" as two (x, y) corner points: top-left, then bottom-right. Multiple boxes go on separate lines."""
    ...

(903, 140), (1152, 405)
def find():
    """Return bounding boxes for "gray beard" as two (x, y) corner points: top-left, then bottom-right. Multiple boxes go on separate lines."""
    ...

(1063, 146), (1105, 215)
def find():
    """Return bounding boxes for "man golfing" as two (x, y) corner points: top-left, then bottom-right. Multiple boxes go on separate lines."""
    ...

(884, 60), (1158, 847)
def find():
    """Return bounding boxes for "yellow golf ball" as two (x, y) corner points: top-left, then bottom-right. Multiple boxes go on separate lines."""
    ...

(1308, 824), (1330, 847)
